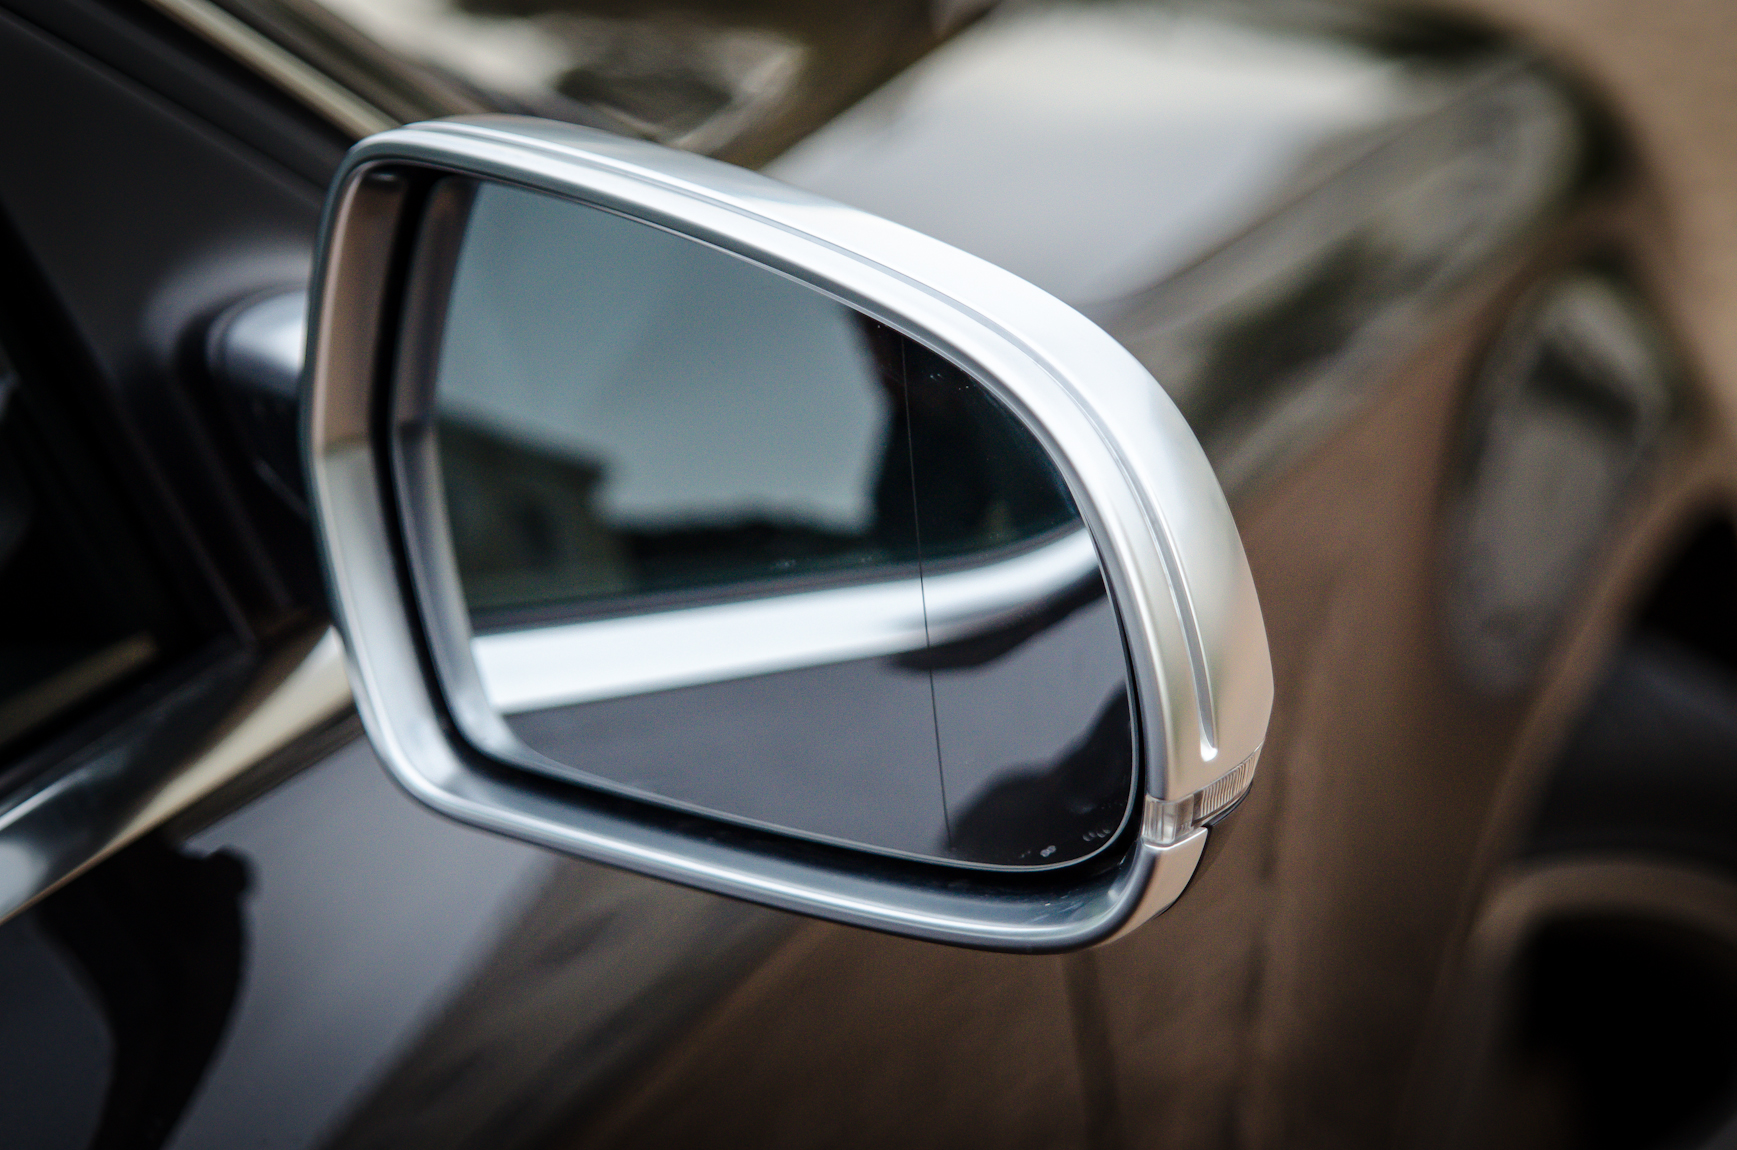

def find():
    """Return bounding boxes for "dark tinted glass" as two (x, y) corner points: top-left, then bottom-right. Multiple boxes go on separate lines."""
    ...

(0, 339), (193, 768)
(434, 182), (1077, 622)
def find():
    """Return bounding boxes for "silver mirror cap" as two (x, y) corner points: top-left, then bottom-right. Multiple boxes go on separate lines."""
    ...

(305, 116), (1272, 949)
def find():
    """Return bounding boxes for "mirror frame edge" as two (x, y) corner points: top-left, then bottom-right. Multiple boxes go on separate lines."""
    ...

(303, 115), (1272, 949)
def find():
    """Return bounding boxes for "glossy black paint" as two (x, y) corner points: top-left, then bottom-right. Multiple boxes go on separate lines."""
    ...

(36, 842), (248, 1150)
(0, 915), (108, 1150)
(166, 734), (786, 1150)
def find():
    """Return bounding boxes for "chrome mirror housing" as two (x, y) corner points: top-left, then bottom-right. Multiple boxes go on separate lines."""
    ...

(304, 115), (1271, 950)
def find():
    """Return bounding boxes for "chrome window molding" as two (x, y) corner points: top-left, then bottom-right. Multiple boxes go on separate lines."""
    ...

(306, 116), (1271, 947)
(0, 626), (353, 926)
(144, 0), (397, 137)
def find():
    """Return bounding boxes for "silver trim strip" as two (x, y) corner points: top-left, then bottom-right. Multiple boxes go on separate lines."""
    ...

(0, 628), (352, 925)
(476, 529), (1101, 713)
(121, 630), (352, 836)
(143, 0), (396, 137)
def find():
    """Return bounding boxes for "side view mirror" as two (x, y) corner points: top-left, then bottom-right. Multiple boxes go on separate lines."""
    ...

(304, 116), (1271, 950)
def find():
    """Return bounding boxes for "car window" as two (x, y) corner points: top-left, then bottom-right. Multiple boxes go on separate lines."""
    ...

(0, 337), (197, 772)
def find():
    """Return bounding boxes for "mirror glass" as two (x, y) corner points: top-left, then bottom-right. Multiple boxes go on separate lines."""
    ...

(424, 179), (1137, 867)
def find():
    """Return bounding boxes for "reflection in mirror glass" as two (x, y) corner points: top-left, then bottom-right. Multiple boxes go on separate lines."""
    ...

(429, 181), (1134, 868)
(436, 182), (1078, 621)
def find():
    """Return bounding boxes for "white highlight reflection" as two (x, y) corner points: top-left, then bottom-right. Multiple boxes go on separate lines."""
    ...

(476, 528), (1101, 713)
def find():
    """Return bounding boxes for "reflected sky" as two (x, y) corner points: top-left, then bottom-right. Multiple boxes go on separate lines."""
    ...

(434, 180), (1082, 619)
(440, 182), (884, 533)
